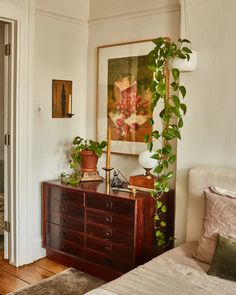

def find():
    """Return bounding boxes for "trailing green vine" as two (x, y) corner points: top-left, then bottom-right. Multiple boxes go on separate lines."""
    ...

(145, 37), (192, 247)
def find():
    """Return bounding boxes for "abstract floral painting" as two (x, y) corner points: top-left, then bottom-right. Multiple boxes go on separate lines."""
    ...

(107, 55), (153, 142)
(97, 40), (160, 155)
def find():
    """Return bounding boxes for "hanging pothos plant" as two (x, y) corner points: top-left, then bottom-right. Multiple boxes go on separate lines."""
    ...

(145, 37), (192, 247)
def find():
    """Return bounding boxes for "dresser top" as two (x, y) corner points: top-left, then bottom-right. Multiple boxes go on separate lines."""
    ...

(43, 179), (151, 200)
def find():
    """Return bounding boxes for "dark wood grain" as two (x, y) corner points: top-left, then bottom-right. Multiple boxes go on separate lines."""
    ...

(42, 180), (175, 281)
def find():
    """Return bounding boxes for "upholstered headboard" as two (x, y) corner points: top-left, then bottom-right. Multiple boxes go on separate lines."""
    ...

(186, 166), (236, 242)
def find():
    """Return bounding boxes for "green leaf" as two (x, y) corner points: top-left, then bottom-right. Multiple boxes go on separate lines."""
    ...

(155, 230), (163, 237)
(158, 239), (166, 246)
(172, 68), (180, 81)
(173, 128), (181, 139)
(172, 95), (180, 107)
(148, 118), (154, 126)
(150, 80), (157, 92)
(180, 103), (187, 115)
(179, 86), (186, 98)
(161, 205), (167, 213)
(154, 165), (163, 174)
(151, 153), (160, 160)
(171, 81), (179, 91)
(99, 141), (107, 149)
(154, 214), (160, 221)
(147, 141), (153, 152)
(147, 64), (156, 71)
(161, 221), (167, 227)
(181, 38), (191, 44)
(155, 70), (163, 81)
(166, 171), (174, 179)
(182, 47), (192, 53)
(178, 52), (187, 59)
(152, 130), (160, 139)
(168, 154), (176, 164)
(178, 117), (183, 128)
(144, 134), (149, 143)
(150, 190), (156, 198)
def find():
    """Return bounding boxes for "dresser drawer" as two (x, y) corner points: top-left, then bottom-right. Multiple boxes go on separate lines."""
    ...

(48, 186), (85, 205)
(47, 197), (84, 218)
(86, 224), (134, 245)
(86, 193), (134, 215)
(47, 223), (84, 245)
(86, 208), (134, 227)
(47, 235), (85, 258)
(86, 249), (134, 272)
(86, 236), (133, 258)
(48, 211), (84, 232)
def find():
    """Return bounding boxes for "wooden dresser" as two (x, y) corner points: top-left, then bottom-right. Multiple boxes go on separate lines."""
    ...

(42, 180), (175, 281)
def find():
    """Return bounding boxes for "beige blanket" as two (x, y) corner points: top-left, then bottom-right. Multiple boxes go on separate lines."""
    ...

(85, 243), (236, 295)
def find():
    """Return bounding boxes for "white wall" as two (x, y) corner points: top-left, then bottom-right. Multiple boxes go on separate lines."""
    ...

(30, 1), (89, 261)
(36, 0), (89, 20)
(176, 0), (236, 244)
(88, 0), (180, 179)
(0, 22), (4, 160)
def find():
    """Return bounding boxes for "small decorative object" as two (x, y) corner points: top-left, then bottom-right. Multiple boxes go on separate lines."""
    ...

(111, 169), (128, 188)
(96, 39), (163, 155)
(128, 150), (157, 192)
(138, 150), (156, 178)
(52, 80), (74, 118)
(61, 136), (107, 184)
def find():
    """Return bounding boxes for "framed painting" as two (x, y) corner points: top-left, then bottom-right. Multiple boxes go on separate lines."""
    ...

(52, 80), (72, 118)
(96, 39), (163, 155)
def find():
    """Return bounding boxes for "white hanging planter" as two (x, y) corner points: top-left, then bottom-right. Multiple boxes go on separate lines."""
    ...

(171, 50), (197, 72)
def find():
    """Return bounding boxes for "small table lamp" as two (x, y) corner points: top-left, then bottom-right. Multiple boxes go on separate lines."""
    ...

(128, 150), (157, 191)
(138, 150), (156, 179)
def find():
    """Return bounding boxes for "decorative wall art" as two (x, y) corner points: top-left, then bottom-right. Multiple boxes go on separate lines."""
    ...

(52, 80), (73, 118)
(96, 39), (162, 155)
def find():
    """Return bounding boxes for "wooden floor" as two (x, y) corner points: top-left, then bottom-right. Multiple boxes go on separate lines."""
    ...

(0, 250), (68, 295)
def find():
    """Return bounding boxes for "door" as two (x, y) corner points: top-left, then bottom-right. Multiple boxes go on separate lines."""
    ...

(3, 20), (16, 261)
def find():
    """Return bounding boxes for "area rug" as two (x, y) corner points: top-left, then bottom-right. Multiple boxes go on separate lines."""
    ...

(7, 268), (105, 295)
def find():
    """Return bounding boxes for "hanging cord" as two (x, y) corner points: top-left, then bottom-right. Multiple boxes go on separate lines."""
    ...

(183, 0), (192, 49)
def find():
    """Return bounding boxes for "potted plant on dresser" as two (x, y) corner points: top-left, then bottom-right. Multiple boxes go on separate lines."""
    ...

(61, 136), (107, 184)
(145, 37), (192, 247)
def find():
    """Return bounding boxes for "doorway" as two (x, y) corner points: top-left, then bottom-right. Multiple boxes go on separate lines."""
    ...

(0, 21), (5, 253)
(0, 19), (16, 261)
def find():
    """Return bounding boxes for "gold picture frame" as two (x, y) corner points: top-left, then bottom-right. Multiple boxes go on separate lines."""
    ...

(96, 39), (159, 155)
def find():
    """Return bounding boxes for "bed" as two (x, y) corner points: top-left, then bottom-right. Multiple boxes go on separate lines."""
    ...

(84, 167), (236, 295)
(0, 192), (4, 235)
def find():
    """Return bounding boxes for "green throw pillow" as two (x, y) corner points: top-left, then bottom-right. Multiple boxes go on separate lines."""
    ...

(208, 234), (236, 281)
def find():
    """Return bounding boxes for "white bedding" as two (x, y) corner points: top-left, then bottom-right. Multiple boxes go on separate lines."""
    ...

(85, 242), (236, 295)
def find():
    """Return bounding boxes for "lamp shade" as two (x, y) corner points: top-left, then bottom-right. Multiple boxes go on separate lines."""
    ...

(138, 150), (156, 169)
(171, 50), (197, 72)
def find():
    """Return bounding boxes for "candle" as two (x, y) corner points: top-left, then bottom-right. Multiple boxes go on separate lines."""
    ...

(68, 94), (72, 114)
(106, 125), (111, 169)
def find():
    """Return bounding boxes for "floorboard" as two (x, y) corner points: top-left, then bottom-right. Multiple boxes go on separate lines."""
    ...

(0, 250), (68, 295)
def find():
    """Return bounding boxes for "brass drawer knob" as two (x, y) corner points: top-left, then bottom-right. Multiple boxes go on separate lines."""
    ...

(105, 230), (112, 237)
(105, 216), (112, 223)
(106, 201), (112, 208)
(105, 244), (112, 251)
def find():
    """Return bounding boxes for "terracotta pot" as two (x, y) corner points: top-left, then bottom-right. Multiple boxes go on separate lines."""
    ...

(80, 150), (98, 172)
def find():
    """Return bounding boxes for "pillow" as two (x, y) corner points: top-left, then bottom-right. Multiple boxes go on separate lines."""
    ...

(193, 189), (236, 264)
(208, 234), (236, 281)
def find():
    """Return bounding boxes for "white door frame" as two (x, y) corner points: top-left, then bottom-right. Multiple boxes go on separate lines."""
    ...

(0, 0), (35, 266)
(3, 20), (16, 261)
